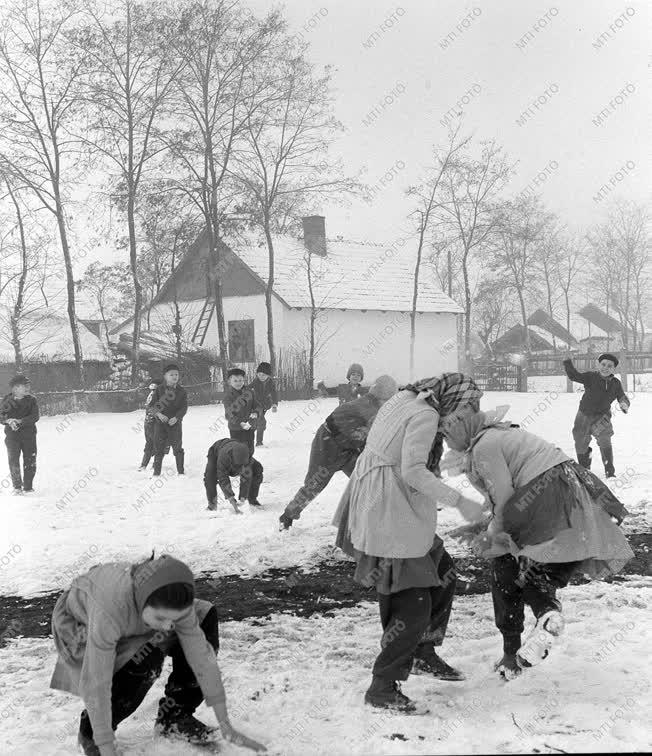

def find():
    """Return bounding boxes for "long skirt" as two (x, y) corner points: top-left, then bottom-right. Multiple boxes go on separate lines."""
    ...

(335, 496), (448, 595)
(497, 461), (633, 578)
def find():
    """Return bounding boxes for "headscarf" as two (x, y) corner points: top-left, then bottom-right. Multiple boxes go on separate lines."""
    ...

(444, 410), (489, 452)
(400, 373), (483, 473)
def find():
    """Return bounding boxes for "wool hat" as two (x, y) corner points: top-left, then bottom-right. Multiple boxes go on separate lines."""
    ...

(9, 375), (29, 387)
(163, 363), (180, 374)
(227, 367), (246, 378)
(598, 353), (619, 367)
(346, 363), (364, 380)
(230, 441), (250, 467)
(132, 554), (195, 613)
(368, 374), (398, 401)
(256, 362), (272, 376)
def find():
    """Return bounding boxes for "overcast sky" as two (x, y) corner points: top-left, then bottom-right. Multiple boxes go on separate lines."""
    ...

(244, 0), (650, 243)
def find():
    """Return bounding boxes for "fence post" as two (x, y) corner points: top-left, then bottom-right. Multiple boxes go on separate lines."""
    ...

(619, 351), (628, 392)
(518, 357), (528, 392)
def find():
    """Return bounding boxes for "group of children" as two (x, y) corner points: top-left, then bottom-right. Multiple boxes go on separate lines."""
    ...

(0, 353), (636, 749)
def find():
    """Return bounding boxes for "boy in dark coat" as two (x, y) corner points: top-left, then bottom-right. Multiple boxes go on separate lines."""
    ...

(248, 362), (278, 447)
(338, 362), (365, 405)
(223, 368), (260, 456)
(0, 375), (39, 494)
(138, 379), (169, 470)
(279, 375), (397, 530)
(204, 439), (264, 513)
(563, 353), (630, 477)
(148, 364), (188, 476)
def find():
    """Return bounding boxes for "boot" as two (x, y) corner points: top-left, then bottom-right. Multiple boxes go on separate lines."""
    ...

(577, 447), (592, 469)
(600, 446), (615, 478)
(256, 428), (264, 447)
(412, 643), (465, 681)
(140, 453), (151, 470)
(249, 499), (263, 508)
(364, 676), (417, 713)
(152, 455), (163, 476)
(155, 705), (216, 746)
(78, 712), (101, 756)
(516, 610), (565, 669)
(175, 449), (185, 475)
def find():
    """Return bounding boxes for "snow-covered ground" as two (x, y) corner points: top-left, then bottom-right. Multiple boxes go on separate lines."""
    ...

(1, 392), (650, 597)
(1, 392), (651, 754)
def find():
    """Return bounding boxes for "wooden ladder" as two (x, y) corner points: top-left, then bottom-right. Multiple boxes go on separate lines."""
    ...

(192, 296), (215, 346)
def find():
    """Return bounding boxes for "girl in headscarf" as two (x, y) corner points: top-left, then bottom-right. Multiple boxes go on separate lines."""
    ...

(441, 407), (634, 680)
(333, 373), (486, 713)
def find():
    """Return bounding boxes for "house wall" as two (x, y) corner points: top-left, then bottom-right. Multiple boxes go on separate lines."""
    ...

(279, 308), (458, 385)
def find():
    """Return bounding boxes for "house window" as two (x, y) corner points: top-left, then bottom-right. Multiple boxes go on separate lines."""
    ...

(228, 320), (255, 363)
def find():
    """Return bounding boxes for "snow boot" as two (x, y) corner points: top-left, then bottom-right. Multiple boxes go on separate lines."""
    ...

(279, 513), (293, 531)
(155, 712), (216, 746)
(516, 609), (565, 669)
(11, 488), (23, 496)
(494, 653), (522, 681)
(175, 449), (185, 475)
(600, 446), (615, 478)
(577, 448), (592, 470)
(78, 712), (101, 756)
(152, 455), (163, 476)
(249, 498), (263, 508)
(412, 644), (465, 681)
(364, 677), (418, 714)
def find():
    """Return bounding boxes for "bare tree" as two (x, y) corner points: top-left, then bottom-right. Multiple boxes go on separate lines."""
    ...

(473, 277), (515, 357)
(436, 139), (513, 365)
(231, 46), (352, 374)
(488, 195), (551, 354)
(587, 201), (650, 351)
(73, 0), (182, 384)
(556, 233), (587, 347)
(0, 0), (88, 385)
(537, 220), (566, 350)
(166, 0), (282, 380)
(405, 125), (471, 374)
(76, 261), (132, 345)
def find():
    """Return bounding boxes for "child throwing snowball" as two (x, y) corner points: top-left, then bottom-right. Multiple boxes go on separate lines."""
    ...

(50, 553), (266, 755)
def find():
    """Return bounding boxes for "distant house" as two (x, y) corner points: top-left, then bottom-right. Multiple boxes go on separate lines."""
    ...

(113, 216), (462, 385)
(492, 324), (554, 354)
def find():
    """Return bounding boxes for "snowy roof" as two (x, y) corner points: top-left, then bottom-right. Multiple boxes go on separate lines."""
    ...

(223, 231), (463, 314)
(0, 307), (110, 362)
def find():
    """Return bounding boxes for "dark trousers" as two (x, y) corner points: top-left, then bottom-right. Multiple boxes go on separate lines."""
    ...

(80, 606), (220, 741)
(230, 428), (255, 457)
(572, 410), (614, 473)
(204, 458), (264, 505)
(5, 431), (37, 490)
(141, 422), (171, 468)
(284, 425), (358, 520)
(491, 554), (579, 654)
(256, 411), (267, 445)
(372, 550), (457, 682)
(153, 421), (184, 475)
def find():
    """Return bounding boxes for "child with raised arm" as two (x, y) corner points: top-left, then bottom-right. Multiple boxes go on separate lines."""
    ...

(563, 352), (630, 477)
(50, 554), (266, 755)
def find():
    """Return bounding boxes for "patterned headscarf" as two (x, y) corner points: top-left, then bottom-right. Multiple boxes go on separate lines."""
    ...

(400, 373), (483, 474)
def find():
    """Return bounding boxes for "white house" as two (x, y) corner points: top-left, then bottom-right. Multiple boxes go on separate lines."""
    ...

(113, 217), (462, 385)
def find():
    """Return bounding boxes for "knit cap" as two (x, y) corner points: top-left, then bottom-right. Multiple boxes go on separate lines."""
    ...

(369, 375), (398, 401)
(598, 353), (619, 367)
(163, 364), (180, 374)
(346, 363), (364, 380)
(132, 555), (195, 613)
(256, 362), (272, 376)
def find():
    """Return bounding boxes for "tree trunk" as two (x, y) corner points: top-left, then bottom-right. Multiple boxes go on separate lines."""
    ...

(306, 250), (316, 393)
(263, 217), (276, 375)
(54, 190), (85, 387)
(410, 226), (425, 378)
(127, 192), (143, 387)
(518, 290), (530, 354)
(8, 184), (27, 371)
(206, 219), (229, 381)
(462, 251), (472, 370)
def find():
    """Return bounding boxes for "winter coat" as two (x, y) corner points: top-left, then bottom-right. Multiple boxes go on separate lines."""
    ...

(325, 393), (384, 451)
(337, 382), (365, 405)
(248, 377), (278, 412)
(333, 391), (462, 558)
(223, 385), (259, 431)
(147, 383), (188, 421)
(0, 393), (39, 436)
(50, 561), (222, 750)
(204, 438), (253, 501)
(563, 360), (630, 416)
(467, 426), (570, 519)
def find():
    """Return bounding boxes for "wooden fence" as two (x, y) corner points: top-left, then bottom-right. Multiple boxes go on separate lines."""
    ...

(527, 352), (652, 376)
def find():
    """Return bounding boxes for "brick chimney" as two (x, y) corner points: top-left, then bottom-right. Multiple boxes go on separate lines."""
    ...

(302, 216), (327, 257)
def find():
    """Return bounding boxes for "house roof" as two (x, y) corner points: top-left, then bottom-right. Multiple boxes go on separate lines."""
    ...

(492, 324), (553, 353)
(0, 307), (110, 362)
(578, 303), (632, 336)
(527, 308), (578, 346)
(223, 231), (463, 313)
